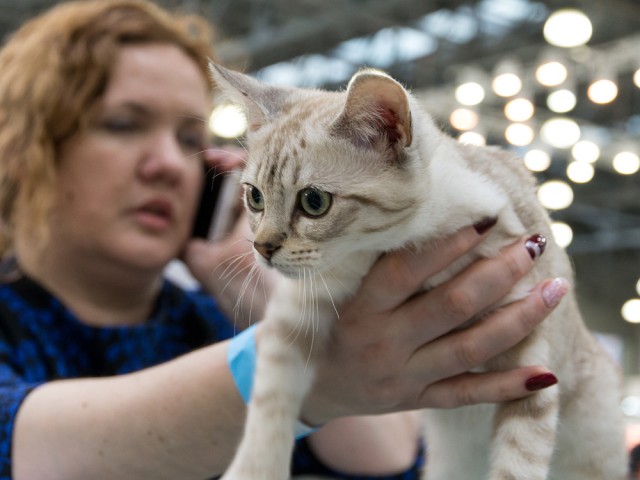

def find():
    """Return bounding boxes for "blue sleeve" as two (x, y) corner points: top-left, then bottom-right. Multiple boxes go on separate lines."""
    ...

(0, 363), (43, 479)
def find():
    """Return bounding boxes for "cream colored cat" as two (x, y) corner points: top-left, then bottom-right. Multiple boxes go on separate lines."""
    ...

(210, 62), (626, 480)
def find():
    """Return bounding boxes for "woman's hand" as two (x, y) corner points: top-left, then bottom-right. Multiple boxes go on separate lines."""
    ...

(304, 225), (566, 425)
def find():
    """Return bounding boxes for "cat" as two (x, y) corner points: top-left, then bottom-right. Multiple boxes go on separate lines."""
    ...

(209, 62), (627, 480)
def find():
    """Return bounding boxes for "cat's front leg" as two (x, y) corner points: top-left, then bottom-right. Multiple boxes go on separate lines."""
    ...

(222, 320), (316, 480)
(488, 373), (560, 480)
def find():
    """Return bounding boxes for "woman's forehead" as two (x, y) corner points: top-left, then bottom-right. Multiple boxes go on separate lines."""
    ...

(102, 43), (210, 118)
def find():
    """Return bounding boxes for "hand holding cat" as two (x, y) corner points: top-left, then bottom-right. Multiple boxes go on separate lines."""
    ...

(303, 224), (567, 425)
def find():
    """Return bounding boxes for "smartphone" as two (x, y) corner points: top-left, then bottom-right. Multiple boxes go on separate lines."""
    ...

(191, 166), (241, 240)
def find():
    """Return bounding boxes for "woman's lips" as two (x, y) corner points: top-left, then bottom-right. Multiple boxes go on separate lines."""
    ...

(134, 198), (174, 231)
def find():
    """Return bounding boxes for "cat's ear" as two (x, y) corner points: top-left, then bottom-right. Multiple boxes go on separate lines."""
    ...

(209, 62), (289, 131)
(332, 69), (412, 150)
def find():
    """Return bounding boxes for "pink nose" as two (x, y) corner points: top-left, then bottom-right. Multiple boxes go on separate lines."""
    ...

(254, 241), (280, 261)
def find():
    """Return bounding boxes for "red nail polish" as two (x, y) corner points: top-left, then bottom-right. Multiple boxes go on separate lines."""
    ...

(473, 217), (498, 235)
(525, 373), (558, 391)
(525, 234), (547, 260)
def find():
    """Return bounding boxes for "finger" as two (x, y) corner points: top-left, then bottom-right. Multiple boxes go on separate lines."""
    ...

(402, 234), (542, 344)
(408, 277), (570, 381)
(354, 220), (496, 312)
(419, 366), (557, 409)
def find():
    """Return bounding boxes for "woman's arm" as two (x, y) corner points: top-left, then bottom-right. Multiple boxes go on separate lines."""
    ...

(13, 340), (245, 480)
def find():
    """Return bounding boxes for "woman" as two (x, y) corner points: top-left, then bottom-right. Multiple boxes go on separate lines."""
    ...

(0, 1), (563, 479)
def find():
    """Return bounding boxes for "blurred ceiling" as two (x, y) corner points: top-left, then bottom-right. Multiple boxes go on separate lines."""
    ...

(1, 0), (639, 354)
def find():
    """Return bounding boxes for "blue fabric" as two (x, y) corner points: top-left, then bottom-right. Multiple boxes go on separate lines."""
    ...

(0, 275), (423, 479)
(227, 323), (258, 404)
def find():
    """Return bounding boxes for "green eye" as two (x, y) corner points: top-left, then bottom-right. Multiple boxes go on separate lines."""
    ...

(299, 188), (332, 217)
(245, 185), (265, 212)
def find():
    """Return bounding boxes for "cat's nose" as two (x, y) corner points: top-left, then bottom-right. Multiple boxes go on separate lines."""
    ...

(254, 241), (281, 261)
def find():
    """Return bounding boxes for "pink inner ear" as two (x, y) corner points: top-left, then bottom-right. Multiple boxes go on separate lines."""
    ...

(379, 108), (402, 144)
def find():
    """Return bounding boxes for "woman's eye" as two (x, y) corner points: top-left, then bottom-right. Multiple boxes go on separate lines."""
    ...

(245, 185), (265, 212)
(103, 117), (139, 133)
(299, 188), (332, 217)
(178, 130), (206, 152)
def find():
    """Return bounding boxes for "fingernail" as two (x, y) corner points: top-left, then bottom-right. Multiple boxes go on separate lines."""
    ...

(473, 217), (498, 235)
(525, 234), (547, 260)
(525, 373), (558, 391)
(542, 277), (569, 308)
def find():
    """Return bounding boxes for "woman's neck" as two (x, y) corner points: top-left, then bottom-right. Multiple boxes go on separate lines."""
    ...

(16, 244), (164, 328)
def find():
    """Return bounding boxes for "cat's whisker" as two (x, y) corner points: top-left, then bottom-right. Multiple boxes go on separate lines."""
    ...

(215, 250), (251, 280)
(318, 272), (339, 320)
(235, 263), (261, 316)
(219, 261), (254, 298)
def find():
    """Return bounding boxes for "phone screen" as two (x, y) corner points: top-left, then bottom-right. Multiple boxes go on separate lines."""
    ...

(191, 167), (224, 239)
(191, 166), (241, 240)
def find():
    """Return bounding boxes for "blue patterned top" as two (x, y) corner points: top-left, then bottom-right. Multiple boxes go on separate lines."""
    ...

(0, 276), (423, 479)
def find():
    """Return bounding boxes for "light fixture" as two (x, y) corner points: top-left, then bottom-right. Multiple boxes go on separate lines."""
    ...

(634, 68), (640, 89)
(543, 9), (592, 48)
(458, 131), (486, 146)
(540, 118), (581, 149)
(492, 58), (522, 98)
(505, 123), (534, 146)
(209, 103), (248, 138)
(612, 151), (640, 175)
(566, 161), (595, 183)
(536, 61), (568, 87)
(551, 221), (573, 248)
(524, 149), (551, 172)
(492, 73), (522, 97)
(504, 97), (535, 122)
(622, 298), (640, 324)
(587, 78), (618, 104)
(636, 278), (640, 296)
(547, 89), (577, 113)
(449, 108), (479, 131)
(455, 82), (485, 106)
(571, 140), (600, 163)
(537, 180), (574, 210)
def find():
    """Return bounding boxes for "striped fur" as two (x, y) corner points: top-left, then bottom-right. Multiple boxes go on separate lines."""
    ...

(211, 63), (626, 480)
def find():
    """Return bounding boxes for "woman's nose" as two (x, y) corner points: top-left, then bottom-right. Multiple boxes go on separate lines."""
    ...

(138, 132), (187, 185)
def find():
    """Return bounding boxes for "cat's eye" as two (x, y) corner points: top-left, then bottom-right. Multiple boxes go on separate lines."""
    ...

(245, 185), (265, 212)
(299, 188), (332, 217)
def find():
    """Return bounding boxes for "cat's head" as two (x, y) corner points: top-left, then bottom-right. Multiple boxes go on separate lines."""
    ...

(211, 63), (423, 277)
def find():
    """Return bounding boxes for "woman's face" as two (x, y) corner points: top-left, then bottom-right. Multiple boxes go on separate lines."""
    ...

(52, 43), (210, 271)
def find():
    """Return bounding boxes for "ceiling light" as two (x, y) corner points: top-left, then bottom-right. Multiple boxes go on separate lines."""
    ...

(209, 104), (247, 138)
(540, 118), (581, 149)
(449, 108), (479, 131)
(536, 61), (568, 87)
(547, 89), (576, 113)
(524, 149), (551, 172)
(566, 161), (595, 183)
(492, 73), (522, 97)
(537, 180), (574, 210)
(571, 140), (600, 163)
(587, 79), (618, 104)
(504, 98), (534, 122)
(612, 152), (640, 175)
(551, 221), (573, 248)
(458, 131), (486, 146)
(634, 68), (640, 89)
(505, 123), (534, 146)
(543, 9), (592, 48)
(455, 82), (485, 106)
(622, 299), (640, 324)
